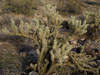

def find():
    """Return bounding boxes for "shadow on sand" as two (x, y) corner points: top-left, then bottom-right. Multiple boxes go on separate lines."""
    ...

(84, 1), (100, 6)
(0, 34), (38, 75)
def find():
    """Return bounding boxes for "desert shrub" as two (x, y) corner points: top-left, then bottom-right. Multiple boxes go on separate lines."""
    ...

(65, 0), (84, 14)
(57, 0), (85, 14)
(1, 4), (99, 75)
(2, 0), (41, 16)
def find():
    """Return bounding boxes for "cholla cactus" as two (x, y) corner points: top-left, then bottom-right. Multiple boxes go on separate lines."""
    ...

(53, 51), (99, 75)
(1, 4), (99, 75)
(2, 4), (73, 75)
(84, 11), (100, 28)
(67, 16), (88, 36)
(35, 25), (73, 75)
(84, 11), (100, 39)
(68, 52), (99, 74)
(44, 4), (63, 26)
(50, 39), (73, 63)
(2, 18), (73, 75)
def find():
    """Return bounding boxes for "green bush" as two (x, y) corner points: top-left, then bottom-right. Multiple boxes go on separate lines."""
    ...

(2, 0), (40, 16)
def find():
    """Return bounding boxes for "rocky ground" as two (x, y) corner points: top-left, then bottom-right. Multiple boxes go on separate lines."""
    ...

(0, 42), (22, 75)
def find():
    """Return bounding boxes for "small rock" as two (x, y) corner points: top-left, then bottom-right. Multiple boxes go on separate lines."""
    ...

(29, 71), (38, 75)
(69, 40), (77, 45)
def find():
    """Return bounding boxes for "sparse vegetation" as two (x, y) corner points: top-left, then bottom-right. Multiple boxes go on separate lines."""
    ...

(65, 0), (84, 14)
(2, 0), (41, 16)
(57, 0), (85, 15)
